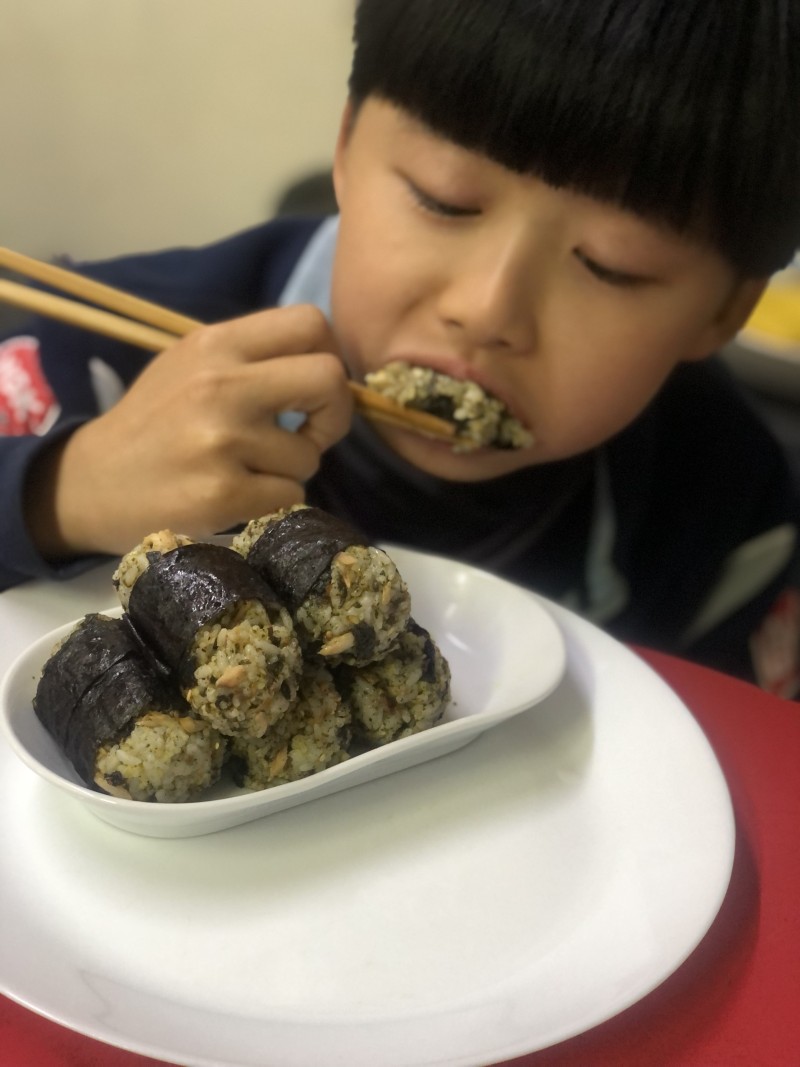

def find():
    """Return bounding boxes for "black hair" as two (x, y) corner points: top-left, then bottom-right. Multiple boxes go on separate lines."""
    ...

(349, 0), (800, 275)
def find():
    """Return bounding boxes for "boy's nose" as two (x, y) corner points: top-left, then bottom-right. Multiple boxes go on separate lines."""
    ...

(436, 243), (536, 354)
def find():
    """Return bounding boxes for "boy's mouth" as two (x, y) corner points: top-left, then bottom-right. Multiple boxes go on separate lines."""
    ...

(363, 360), (534, 452)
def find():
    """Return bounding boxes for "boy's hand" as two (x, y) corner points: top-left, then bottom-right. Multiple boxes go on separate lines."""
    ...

(25, 305), (353, 558)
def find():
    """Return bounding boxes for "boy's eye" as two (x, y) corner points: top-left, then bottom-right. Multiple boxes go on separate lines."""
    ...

(408, 181), (479, 219)
(575, 249), (646, 288)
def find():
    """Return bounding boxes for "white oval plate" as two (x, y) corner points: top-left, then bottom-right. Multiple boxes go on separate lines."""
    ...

(0, 583), (734, 1067)
(0, 546), (566, 838)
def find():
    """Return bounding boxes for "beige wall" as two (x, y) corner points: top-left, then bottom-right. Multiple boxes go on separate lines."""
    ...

(0, 1), (353, 262)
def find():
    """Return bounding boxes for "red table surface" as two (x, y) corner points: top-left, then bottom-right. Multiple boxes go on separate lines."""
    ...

(2, 648), (799, 1067)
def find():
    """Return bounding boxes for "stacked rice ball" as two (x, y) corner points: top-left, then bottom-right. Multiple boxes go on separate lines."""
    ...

(33, 506), (451, 803)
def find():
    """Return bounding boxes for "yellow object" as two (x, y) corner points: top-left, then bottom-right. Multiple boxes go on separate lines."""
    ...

(743, 272), (800, 347)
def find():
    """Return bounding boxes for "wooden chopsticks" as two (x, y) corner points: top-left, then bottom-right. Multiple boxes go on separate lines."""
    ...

(0, 277), (180, 353)
(0, 246), (198, 335)
(0, 247), (456, 443)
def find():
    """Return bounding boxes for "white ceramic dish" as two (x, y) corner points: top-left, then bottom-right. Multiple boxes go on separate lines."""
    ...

(0, 590), (735, 1067)
(0, 546), (566, 838)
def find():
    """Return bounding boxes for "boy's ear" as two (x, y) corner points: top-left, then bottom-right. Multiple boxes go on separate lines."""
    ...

(332, 99), (357, 209)
(685, 276), (769, 361)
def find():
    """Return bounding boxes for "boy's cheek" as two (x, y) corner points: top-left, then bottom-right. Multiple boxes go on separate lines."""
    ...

(330, 274), (391, 380)
(532, 373), (672, 459)
(329, 303), (369, 381)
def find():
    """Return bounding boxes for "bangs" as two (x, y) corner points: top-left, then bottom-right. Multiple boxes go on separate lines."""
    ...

(350, 0), (800, 274)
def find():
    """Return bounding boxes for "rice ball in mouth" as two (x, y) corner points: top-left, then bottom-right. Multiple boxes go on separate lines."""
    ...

(364, 361), (534, 452)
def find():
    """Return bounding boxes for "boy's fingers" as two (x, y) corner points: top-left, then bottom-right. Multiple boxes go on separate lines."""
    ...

(296, 393), (354, 453)
(197, 303), (338, 363)
(237, 353), (354, 450)
(238, 352), (350, 410)
(239, 424), (325, 484)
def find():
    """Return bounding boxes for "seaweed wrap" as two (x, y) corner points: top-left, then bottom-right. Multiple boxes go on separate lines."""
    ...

(364, 361), (534, 452)
(34, 613), (226, 801)
(232, 505), (411, 666)
(230, 661), (351, 790)
(113, 530), (303, 738)
(334, 620), (451, 746)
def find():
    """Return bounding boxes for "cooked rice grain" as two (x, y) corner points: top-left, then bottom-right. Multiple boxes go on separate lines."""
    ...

(230, 661), (351, 789)
(365, 361), (533, 452)
(94, 711), (226, 802)
(187, 599), (302, 738)
(336, 622), (451, 745)
(234, 508), (411, 666)
(296, 545), (410, 665)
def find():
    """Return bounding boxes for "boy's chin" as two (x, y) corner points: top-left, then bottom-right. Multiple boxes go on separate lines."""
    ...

(375, 426), (539, 482)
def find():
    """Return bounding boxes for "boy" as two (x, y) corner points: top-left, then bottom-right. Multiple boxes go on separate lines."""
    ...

(2, 0), (799, 688)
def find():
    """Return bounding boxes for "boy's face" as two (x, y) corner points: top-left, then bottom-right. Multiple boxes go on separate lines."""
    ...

(331, 98), (764, 482)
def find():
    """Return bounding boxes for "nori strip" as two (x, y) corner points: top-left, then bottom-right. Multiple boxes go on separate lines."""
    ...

(245, 507), (370, 611)
(407, 396), (517, 449)
(34, 614), (140, 748)
(334, 618), (449, 747)
(345, 620), (380, 663)
(407, 619), (439, 683)
(127, 542), (284, 689)
(66, 655), (179, 787)
(334, 619), (440, 700)
(33, 613), (182, 790)
(406, 394), (458, 423)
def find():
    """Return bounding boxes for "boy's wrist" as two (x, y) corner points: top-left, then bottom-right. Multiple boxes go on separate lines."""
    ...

(23, 427), (101, 562)
(23, 434), (75, 561)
